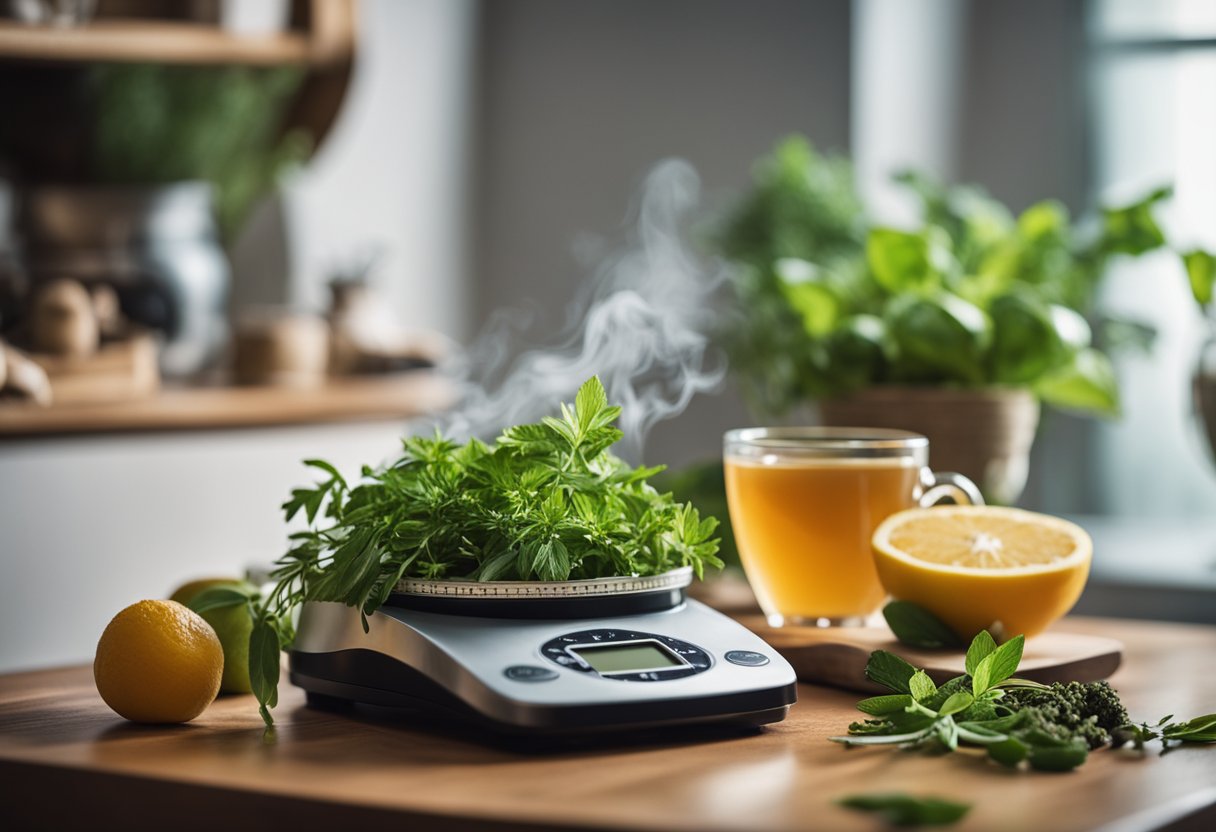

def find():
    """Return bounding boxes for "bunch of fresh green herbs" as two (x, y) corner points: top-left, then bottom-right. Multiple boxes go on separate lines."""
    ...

(237, 376), (722, 725)
(714, 136), (1216, 418)
(833, 629), (1215, 772)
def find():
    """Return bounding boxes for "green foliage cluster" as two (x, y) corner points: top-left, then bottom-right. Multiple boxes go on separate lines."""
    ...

(833, 630), (1215, 773)
(715, 136), (1216, 418)
(246, 377), (722, 725)
(92, 64), (310, 235)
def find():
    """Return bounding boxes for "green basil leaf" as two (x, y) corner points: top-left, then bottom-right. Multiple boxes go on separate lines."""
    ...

(839, 793), (971, 827)
(972, 654), (994, 696)
(775, 258), (840, 336)
(1184, 250), (1216, 309)
(1034, 348), (1120, 417)
(883, 600), (964, 649)
(867, 228), (945, 295)
(965, 630), (997, 676)
(886, 292), (991, 384)
(249, 619), (282, 726)
(939, 691), (975, 717)
(987, 635), (1025, 687)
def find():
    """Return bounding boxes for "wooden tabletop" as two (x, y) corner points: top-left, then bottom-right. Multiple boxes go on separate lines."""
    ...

(2, 617), (1215, 832)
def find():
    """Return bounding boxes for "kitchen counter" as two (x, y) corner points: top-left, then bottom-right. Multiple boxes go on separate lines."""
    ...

(2, 616), (1214, 831)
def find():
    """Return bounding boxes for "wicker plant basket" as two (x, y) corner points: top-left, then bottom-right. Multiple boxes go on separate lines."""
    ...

(817, 386), (1040, 505)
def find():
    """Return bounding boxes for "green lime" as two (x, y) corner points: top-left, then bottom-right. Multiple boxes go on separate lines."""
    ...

(168, 577), (255, 695)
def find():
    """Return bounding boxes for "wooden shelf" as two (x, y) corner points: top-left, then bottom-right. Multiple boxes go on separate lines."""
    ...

(0, 372), (455, 438)
(0, 20), (319, 66)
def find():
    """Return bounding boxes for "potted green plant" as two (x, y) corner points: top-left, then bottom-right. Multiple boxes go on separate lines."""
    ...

(710, 136), (1214, 502)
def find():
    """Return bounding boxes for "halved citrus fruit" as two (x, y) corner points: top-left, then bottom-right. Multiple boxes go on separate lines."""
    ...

(871, 506), (1092, 640)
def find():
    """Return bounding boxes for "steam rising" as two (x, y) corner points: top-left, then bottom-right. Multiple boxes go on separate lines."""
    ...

(440, 159), (727, 461)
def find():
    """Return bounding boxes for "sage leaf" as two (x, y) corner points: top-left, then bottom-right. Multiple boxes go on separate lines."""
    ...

(865, 650), (919, 694)
(883, 600), (964, 649)
(909, 670), (937, 702)
(856, 694), (914, 716)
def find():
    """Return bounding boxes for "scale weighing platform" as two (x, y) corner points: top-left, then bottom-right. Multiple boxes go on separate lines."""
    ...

(290, 567), (797, 734)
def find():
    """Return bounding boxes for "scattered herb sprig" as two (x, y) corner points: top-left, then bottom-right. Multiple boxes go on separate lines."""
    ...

(245, 376), (723, 725)
(833, 630), (1215, 772)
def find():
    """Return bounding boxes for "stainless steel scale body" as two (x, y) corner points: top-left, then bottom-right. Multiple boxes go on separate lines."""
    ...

(290, 568), (797, 734)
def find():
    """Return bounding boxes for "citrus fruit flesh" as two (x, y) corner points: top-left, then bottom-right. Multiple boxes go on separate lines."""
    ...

(169, 577), (254, 694)
(94, 599), (224, 723)
(871, 506), (1092, 640)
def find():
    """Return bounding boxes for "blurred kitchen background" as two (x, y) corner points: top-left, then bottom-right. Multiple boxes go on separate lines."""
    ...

(2, 0), (1215, 671)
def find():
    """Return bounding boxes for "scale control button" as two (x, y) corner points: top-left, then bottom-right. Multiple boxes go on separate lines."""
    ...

(725, 650), (770, 667)
(504, 665), (560, 682)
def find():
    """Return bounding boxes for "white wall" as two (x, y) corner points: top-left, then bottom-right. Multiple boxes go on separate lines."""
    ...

(233, 0), (478, 340)
(0, 423), (407, 672)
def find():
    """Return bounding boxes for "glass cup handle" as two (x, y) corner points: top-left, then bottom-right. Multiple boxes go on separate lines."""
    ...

(919, 469), (984, 507)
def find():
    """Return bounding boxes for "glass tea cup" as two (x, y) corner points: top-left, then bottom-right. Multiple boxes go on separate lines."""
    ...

(723, 427), (982, 628)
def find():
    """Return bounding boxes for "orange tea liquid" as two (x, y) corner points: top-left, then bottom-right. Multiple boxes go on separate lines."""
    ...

(724, 457), (920, 622)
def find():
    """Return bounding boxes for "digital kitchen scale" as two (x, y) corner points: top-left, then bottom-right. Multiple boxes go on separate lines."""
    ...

(289, 567), (797, 734)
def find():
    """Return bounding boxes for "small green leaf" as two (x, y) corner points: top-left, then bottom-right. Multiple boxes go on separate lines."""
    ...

(939, 691), (974, 717)
(867, 228), (945, 295)
(986, 635), (1025, 687)
(987, 737), (1028, 767)
(574, 375), (608, 432)
(964, 630), (997, 676)
(972, 654), (994, 696)
(249, 618), (282, 727)
(882, 601), (964, 649)
(865, 651), (919, 694)
(1163, 713), (1216, 743)
(1026, 738), (1089, 772)
(186, 585), (257, 614)
(1034, 348), (1120, 417)
(839, 793), (971, 827)
(775, 258), (840, 337)
(1184, 250), (1216, 309)
(909, 670), (938, 702)
(856, 694), (914, 716)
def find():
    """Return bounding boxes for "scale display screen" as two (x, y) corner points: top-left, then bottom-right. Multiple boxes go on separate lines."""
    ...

(570, 640), (687, 674)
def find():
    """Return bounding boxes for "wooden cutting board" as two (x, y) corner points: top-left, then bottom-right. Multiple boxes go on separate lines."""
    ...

(739, 616), (1124, 693)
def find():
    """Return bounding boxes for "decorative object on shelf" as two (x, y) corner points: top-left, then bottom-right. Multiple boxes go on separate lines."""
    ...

(0, 275), (159, 406)
(0, 341), (51, 405)
(233, 308), (329, 388)
(327, 260), (450, 376)
(14, 183), (228, 377)
(711, 136), (1213, 502)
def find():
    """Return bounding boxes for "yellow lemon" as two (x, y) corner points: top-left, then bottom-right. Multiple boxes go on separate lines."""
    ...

(871, 506), (1091, 640)
(94, 600), (224, 723)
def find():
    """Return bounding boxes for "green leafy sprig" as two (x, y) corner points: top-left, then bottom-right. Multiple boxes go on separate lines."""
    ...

(838, 793), (971, 827)
(715, 136), (1214, 419)
(246, 376), (722, 725)
(833, 630), (1215, 772)
(832, 632), (1098, 771)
